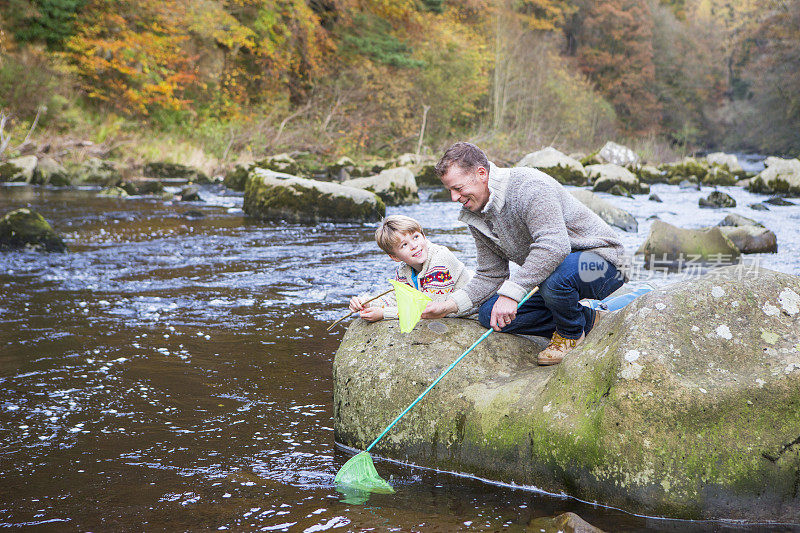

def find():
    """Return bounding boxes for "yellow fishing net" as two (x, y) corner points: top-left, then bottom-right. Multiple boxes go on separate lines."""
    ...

(388, 279), (432, 333)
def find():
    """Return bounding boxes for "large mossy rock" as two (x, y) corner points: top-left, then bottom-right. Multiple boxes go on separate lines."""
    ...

(334, 266), (800, 521)
(0, 208), (67, 252)
(35, 156), (70, 186)
(636, 220), (739, 265)
(517, 147), (588, 186)
(569, 189), (638, 233)
(243, 168), (385, 223)
(342, 167), (419, 206)
(70, 157), (122, 186)
(0, 155), (38, 183)
(748, 157), (800, 196)
(143, 161), (210, 183)
(587, 164), (644, 194)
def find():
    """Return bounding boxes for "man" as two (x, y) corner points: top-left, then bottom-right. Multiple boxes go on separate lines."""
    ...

(422, 142), (625, 365)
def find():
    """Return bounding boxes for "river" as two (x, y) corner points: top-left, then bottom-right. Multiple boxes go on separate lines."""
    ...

(1, 181), (799, 531)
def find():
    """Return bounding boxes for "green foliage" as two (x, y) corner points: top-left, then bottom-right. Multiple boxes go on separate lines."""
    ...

(7, 0), (85, 50)
(419, 0), (443, 14)
(340, 14), (425, 69)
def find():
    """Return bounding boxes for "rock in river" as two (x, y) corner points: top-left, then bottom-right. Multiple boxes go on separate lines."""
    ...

(342, 167), (419, 206)
(0, 208), (67, 252)
(244, 168), (385, 223)
(699, 191), (736, 208)
(715, 214), (777, 254)
(568, 189), (638, 233)
(749, 157), (800, 196)
(333, 266), (800, 521)
(587, 164), (644, 194)
(0, 155), (38, 183)
(636, 220), (739, 266)
(517, 147), (587, 186)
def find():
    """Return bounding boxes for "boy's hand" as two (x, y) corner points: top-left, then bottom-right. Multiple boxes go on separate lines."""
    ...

(359, 307), (384, 322)
(422, 299), (457, 318)
(349, 296), (365, 313)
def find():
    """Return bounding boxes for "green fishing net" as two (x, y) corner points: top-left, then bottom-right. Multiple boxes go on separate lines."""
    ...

(334, 451), (394, 501)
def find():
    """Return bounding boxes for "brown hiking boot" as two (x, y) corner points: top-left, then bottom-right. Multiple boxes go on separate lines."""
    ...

(537, 331), (585, 366)
(589, 308), (610, 334)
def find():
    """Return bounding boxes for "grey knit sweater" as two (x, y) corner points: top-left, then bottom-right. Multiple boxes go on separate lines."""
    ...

(450, 162), (625, 314)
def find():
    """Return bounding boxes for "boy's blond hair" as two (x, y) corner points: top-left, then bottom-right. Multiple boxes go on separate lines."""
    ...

(375, 215), (424, 254)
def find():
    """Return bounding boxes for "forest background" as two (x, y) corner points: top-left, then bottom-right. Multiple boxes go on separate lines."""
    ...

(1, 0), (799, 174)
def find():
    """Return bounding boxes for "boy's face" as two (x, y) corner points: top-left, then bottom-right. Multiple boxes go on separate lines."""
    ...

(389, 231), (428, 270)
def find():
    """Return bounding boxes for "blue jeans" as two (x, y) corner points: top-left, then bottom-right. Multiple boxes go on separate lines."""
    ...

(478, 252), (624, 340)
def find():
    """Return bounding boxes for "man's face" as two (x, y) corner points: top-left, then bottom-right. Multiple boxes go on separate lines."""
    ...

(440, 164), (490, 212)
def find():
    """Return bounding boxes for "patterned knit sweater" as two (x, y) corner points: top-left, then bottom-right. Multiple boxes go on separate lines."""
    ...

(368, 241), (473, 319)
(450, 162), (625, 315)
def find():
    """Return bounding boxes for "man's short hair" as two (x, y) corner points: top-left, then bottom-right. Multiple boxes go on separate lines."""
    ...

(375, 215), (424, 255)
(435, 141), (489, 178)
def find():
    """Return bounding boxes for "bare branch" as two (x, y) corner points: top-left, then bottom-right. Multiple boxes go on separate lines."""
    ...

(272, 103), (312, 148)
(14, 105), (45, 151)
(0, 112), (10, 156)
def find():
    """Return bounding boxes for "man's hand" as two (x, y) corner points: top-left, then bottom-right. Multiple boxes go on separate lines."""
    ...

(349, 296), (365, 313)
(422, 299), (458, 319)
(490, 295), (518, 331)
(359, 307), (384, 322)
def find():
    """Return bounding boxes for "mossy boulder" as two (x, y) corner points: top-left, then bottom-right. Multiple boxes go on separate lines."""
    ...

(70, 157), (122, 187)
(179, 185), (201, 201)
(97, 186), (129, 198)
(135, 179), (165, 195)
(334, 266), (800, 521)
(256, 153), (300, 175)
(587, 164), (644, 194)
(633, 164), (666, 184)
(661, 157), (709, 184)
(517, 147), (588, 186)
(428, 187), (451, 202)
(0, 155), (38, 183)
(528, 512), (605, 533)
(0, 208), (66, 252)
(748, 157), (800, 197)
(596, 141), (640, 167)
(143, 161), (210, 183)
(580, 151), (602, 166)
(35, 156), (70, 186)
(699, 191), (736, 209)
(702, 166), (738, 186)
(326, 156), (357, 182)
(706, 152), (743, 173)
(224, 164), (250, 191)
(415, 164), (440, 187)
(342, 167), (419, 206)
(569, 189), (637, 233)
(636, 220), (739, 267)
(243, 168), (385, 223)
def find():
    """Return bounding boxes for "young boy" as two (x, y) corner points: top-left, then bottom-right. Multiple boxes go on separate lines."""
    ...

(349, 215), (473, 321)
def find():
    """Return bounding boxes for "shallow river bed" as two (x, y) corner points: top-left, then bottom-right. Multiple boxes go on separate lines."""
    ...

(1, 182), (799, 531)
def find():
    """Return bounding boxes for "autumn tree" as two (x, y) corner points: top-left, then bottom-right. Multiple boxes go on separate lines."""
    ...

(576, 0), (660, 135)
(65, 0), (200, 116)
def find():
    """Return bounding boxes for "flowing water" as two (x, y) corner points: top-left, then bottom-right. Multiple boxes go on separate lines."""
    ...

(1, 180), (799, 532)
